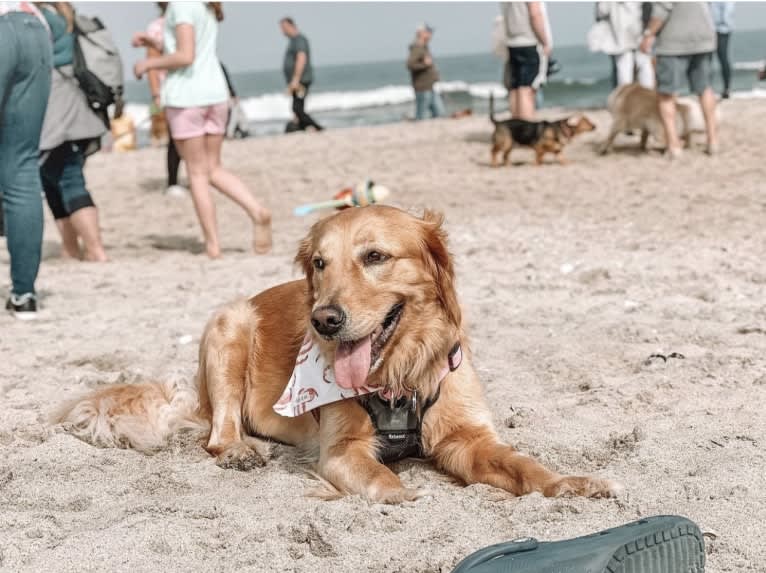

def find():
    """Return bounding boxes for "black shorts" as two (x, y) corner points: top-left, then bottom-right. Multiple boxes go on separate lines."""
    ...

(507, 45), (547, 90)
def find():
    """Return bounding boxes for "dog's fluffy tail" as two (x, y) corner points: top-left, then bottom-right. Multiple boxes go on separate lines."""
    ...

(489, 92), (497, 124)
(51, 379), (208, 452)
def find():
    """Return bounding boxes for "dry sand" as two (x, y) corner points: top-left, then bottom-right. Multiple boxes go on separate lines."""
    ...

(1, 99), (765, 572)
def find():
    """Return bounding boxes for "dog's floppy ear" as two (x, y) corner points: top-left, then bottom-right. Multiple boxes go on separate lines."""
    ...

(294, 229), (315, 287)
(420, 210), (462, 329)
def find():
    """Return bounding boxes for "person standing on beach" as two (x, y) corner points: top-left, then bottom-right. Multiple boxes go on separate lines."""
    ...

(407, 23), (444, 120)
(280, 17), (323, 132)
(38, 2), (109, 263)
(132, 2), (272, 258)
(0, 1), (52, 319)
(640, 2), (719, 158)
(595, 2), (654, 88)
(500, 2), (552, 120)
(710, 2), (734, 99)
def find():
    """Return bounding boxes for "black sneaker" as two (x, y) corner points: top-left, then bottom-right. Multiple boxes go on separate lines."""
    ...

(6, 293), (38, 320)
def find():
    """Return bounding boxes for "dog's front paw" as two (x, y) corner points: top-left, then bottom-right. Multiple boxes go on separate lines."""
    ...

(544, 475), (623, 499)
(368, 486), (428, 504)
(215, 440), (269, 471)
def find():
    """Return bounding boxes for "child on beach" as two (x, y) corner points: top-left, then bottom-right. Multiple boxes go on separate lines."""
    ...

(133, 1), (271, 258)
(38, 1), (109, 262)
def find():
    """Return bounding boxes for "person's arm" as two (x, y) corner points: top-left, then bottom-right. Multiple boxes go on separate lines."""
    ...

(406, 45), (430, 71)
(640, 2), (671, 53)
(289, 51), (307, 90)
(527, 2), (551, 56)
(134, 23), (195, 79)
(146, 44), (163, 107)
(132, 31), (163, 53)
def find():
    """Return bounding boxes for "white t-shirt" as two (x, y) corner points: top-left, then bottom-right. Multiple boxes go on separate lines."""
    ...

(161, 1), (228, 108)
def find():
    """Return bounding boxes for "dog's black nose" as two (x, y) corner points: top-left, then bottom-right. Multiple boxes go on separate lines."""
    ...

(311, 305), (346, 337)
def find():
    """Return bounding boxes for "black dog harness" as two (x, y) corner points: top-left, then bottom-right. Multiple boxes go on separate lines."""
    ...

(361, 342), (463, 463)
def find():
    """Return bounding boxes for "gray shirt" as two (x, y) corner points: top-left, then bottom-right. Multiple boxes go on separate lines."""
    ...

(652, 2), (716, 56)
(501, 2), (537, 47)
(283, 33), (314, 85)
(501, 2), (551, 48)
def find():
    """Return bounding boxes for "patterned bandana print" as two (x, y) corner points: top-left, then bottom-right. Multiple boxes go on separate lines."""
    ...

(273, 332), (376, 417)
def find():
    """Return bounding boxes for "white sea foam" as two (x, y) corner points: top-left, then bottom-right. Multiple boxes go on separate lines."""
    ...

(733, 60), (765, 71)
(731, 87), (766, 99)
(122, 77), (763, 131)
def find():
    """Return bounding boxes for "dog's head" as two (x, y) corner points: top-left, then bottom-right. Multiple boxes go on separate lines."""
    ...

(295, 205), (461, 396)
(561, 114), (597, 138)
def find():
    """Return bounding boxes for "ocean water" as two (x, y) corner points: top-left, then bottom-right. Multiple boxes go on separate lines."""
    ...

(124, 29), (766, 137)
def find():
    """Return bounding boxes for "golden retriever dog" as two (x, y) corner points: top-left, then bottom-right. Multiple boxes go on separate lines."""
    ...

(110, 114), (137, 152)
(600, 83), (719, 154)
(54, 206), (620, 503)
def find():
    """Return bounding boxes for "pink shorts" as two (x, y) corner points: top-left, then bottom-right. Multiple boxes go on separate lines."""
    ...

(165, 102), (229, 140)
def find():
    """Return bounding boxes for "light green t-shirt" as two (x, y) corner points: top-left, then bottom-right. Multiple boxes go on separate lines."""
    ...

(161, 1), (228, 108)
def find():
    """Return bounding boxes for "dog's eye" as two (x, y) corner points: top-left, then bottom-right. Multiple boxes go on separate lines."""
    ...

(312, 257), (325, 270)
(364, 250), (388, 265)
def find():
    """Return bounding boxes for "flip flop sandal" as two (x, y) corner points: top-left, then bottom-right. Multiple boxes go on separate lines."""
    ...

(452, 515), (705, 573)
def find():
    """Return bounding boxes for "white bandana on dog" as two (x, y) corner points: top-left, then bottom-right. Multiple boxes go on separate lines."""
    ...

(272, 332), (463, 418)
(273, 333), (376, 417)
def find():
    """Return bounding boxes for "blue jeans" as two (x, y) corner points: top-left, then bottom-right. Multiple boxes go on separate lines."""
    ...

(0, 12), (52, 296)
(414, 90), (445, 121)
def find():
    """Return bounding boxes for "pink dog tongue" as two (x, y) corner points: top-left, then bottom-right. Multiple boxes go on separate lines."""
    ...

(334, 336), (372, 389)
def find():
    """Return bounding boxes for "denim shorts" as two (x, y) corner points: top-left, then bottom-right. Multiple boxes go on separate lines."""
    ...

(40, 141), (96, 220)
(656, 53), (713, 96)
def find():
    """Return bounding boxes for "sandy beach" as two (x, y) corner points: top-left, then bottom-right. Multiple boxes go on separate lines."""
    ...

(1, 99), (765, 572)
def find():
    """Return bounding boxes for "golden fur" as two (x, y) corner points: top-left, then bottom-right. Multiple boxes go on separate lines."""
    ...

(110, 115), (137, 152)
(601, 83), (719, 154)
(149, 111), (169, 147)
(53, 206), (620, 503)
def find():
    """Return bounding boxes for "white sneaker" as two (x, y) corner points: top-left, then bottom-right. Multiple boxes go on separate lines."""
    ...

(165, 185), (189, 198)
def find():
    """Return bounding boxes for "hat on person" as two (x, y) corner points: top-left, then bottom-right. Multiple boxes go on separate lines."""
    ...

(417, 23), (434, 33)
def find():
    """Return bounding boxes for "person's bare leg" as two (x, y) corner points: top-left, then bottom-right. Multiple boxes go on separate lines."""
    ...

(657, 93), (682, 157)
(175, 136), (220, 258)
(204, 134), (272, 254)
(55, 218), (81, 259)
(699, 87), (719, 153)
(68, 207), (107, 262)
(509, 89), (518, 118)
(515, 87), (536, 120)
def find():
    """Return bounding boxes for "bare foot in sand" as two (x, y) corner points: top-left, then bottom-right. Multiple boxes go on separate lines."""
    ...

(83, 249), (109, 263)
(253, 209), (272, 255)
(60, 248), (82, 261)
(205, 241), (222, 259)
